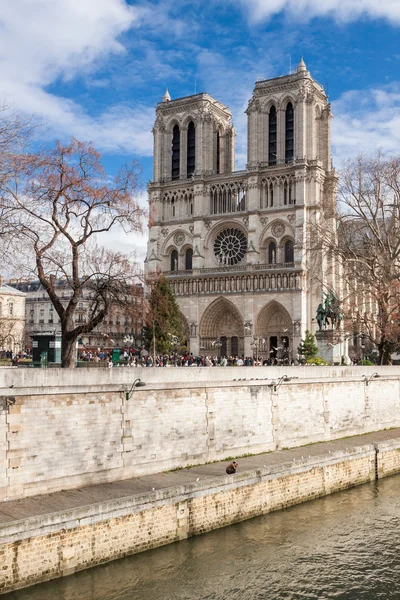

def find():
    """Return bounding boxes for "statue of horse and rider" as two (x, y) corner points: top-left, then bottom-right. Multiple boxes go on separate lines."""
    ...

(316, 290), (344, 330)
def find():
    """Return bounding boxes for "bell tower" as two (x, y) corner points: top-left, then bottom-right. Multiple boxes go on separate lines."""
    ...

(246, 57), (332, 172)
(152, 90), (235, 183)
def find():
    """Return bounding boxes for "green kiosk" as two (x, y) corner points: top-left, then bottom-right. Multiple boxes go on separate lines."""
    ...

(31, 333), (62, 367)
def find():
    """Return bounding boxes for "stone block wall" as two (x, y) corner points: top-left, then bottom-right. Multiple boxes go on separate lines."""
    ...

(0, 443), (381, 594)
(0, 366), (399, 501)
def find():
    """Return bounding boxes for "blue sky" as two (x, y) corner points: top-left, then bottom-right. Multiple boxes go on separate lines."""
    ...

(1, 0), (400, 262)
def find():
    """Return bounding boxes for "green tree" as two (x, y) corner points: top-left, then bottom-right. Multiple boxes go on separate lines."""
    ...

(143, 275), (185, 355)
(298, 330), (319, 360)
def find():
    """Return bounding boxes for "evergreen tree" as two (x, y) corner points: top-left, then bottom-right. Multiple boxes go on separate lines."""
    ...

(143, 275), (185, 354)
(297, 330), (319, 360)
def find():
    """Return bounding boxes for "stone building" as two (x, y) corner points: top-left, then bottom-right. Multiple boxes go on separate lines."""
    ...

(145, 59), (337, 359)
(9, 280), (144, 352)
(0, 278), (26, 353)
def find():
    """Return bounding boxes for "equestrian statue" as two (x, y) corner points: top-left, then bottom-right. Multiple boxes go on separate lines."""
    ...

(316, 290), (344, 330)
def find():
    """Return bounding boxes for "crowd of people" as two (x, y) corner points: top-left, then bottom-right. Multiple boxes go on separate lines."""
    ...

(77, 350), (296, 367)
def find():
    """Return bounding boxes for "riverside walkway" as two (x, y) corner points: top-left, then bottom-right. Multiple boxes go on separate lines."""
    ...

(0, 427), (399, 526)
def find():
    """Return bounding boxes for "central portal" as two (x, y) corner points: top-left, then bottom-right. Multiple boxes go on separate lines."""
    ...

(199, 297), (244, 356)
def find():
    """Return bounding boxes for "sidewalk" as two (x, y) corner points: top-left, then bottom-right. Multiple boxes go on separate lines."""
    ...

(0, 428), (399, 527)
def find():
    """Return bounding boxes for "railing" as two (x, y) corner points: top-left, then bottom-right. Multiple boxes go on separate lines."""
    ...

(149, 170), (248, 186)
(167, 269), (302, 296)
(165, 263), (295, 277)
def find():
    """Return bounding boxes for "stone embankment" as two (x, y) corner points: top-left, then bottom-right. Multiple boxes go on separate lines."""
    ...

(0, 428), (400, 594)
(1, 366), (400, 593)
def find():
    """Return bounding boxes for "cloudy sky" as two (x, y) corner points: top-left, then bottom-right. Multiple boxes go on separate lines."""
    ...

(1, 0), (399, 262)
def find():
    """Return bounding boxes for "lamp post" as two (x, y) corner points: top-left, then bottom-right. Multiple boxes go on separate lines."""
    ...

(124, 378), (146, 401)
(152, 322), (156, 366)
(250, 337), (263, 364)
(214, 339), (222, 358)
(169, 334), (179, 366)
(268, 375), (298, 393)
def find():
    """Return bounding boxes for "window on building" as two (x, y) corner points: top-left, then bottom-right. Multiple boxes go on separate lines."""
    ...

(8, 302), (13, 316)
(269, 183), (274, 207)
(284, 181), (288, 205)
(185, 248), (193, 270)
(171, 125), (180, 180)
(268, 241), (276, 264)
(284, 240), (294, 263)
(216, 131), (220, 174)
(187, 121), (195, 177)
(210, 185), (246, 215)
(285, 102), (294, 162)
(171, 249), (178, 271)
(269, 106), (277, 165)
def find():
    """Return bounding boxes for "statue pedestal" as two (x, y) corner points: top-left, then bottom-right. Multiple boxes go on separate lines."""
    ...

(316, 330), (349, 365)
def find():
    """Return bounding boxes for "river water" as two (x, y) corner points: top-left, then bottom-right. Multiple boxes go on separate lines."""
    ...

(6, 476), (400, 600)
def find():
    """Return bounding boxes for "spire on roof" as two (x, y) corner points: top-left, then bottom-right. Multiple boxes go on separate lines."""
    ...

(162, 87), (171, 102)
(297, 57), (307, 72)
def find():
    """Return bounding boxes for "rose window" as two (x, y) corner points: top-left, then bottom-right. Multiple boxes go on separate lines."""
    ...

(213, 228), (247, 266)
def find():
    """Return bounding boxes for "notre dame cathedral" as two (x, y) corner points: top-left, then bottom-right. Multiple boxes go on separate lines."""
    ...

(145, 58), (338, 359)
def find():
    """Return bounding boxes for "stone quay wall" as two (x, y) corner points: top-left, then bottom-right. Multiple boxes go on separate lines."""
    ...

(1, 439), (400, 594)
(0, 366), (400, 501)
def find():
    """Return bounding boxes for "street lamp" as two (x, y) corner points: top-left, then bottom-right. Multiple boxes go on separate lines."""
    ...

(169, 333), (179, 365)
(250, 337), (265, 364)
(213, 339), (223, 358)
(124, 378), (146, 401)
(362, 372), (380, 386)
(268, 375), (297, 392)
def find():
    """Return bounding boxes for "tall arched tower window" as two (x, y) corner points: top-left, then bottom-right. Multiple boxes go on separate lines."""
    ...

(171, 249), (178, 271)
(171, 125), (180, 180)
(187, 121), (195, 177)
(285, 103), (294, 163)
(268, 241), (276, 264)
(185, 248), (193, 270)
(216, 131), (220, 174)
(268, 106), (277, 165)
(285, 240), (294, 263)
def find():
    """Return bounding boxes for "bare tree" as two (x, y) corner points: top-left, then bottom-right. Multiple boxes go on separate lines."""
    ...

(2, 138), (144, 367)
(0, 105), (38, 240)
(314, 152), (400, 364)
(0, 318), (19, 352)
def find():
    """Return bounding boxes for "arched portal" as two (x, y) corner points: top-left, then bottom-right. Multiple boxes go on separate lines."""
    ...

(199, 297), (244, 356)
(256, 301), (293, 363)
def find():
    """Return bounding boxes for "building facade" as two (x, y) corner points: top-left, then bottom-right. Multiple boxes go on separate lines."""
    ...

(0, 279), (26, 353)
(145, 59), (337, 359)
(9, 280), (144, 352)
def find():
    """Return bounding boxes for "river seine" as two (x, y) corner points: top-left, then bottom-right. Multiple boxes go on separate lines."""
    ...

(6, 475), (400, 599)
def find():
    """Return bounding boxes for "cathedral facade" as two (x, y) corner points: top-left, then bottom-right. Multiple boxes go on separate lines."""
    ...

(145, 59), (337, 360)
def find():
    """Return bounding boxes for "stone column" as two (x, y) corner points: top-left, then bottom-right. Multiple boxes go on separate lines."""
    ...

(295, 98), (306, 159)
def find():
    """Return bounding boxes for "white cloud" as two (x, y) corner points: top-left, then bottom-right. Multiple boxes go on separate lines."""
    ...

(236, 0), (400, 24)
(332, 84), (400, 164)
(0, 0), (153, 154)
(96, 191), (149, 266)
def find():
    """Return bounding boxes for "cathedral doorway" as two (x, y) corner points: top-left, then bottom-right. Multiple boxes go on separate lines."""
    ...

(199, 297), (244, 357)
(256, 301), (292, 363)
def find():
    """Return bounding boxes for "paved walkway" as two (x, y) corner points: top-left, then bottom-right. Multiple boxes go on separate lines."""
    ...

(0, 428), (399, 526)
